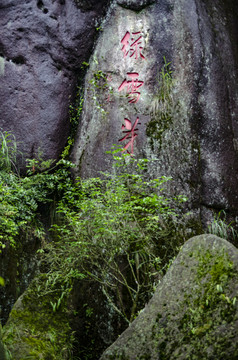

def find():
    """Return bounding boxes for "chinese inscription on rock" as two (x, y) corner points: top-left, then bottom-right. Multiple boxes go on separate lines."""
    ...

(118, 31), (146, 154)
(121, 31), (146, 60)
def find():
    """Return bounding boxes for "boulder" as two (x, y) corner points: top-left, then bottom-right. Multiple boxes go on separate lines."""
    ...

(2, 274), (73, 360)
(71, 0), (238, 222)
(100, 234), (238, 360)
(2, 273), (124, 360)
(0, 0), (110, 166)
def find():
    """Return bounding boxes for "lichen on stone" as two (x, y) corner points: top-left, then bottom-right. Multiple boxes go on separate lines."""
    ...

(154, 248), (238, 359)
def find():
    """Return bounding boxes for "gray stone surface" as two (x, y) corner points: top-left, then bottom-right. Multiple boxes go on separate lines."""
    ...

(71, 0), (238, 221)
(0, 0), (237, 216)
(100, 234), (238, 360)
(0, 0), (110, 166)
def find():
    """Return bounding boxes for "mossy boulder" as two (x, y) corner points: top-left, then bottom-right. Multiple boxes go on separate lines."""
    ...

(100, 234), (238, 360)
(2, 274), (74, 360)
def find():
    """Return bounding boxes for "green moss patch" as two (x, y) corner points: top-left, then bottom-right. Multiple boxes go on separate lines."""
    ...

(2, 275), (74, 360)
(154, 249), (238, 360)
(100, 236), (238, 360)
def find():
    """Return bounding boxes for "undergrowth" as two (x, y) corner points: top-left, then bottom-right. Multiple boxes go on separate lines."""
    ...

(0, 155), (73, 252)
(1, 128), (237, 359)
(0, 129), (190, 324)
(207, 210), (238, 242)
(40, 151), (189, 323)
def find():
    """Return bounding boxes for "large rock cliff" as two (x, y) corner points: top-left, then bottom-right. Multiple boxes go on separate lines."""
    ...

(0, 0), (238, 219)
(0, 1), (238, 359)
(71, 0), (238, 222)
(0, 0), (110, 165)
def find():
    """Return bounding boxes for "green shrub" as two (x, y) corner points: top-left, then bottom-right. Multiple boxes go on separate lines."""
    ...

(41, 154), (188, 323)
(0, 130), (75, 251)
(0, 129), (190, 324)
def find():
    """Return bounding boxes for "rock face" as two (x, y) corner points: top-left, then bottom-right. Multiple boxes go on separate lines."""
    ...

(100, 234), (238, 360)
(2, 273), (124, 360)
(0, 0), (237, 217)
(0, 0), (110, 166)
(2, 274), (73, 360)
(0, 0), (237, 218)
(71, 0), (238, 222)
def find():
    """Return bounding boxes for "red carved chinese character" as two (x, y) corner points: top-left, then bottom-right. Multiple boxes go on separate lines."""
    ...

(118, 73), (144, 104)
(121, 31), (145, 60)
(119, 117), (141, 155)
(121, 31), (131, 58)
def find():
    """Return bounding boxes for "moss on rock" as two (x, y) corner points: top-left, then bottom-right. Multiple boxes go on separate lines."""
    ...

(2, 274), (74, 360)
(100, 235), (238, 360)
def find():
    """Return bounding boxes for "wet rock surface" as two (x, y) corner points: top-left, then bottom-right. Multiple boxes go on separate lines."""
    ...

(0, 0), (110, 165)
(0, 0), (237, 213)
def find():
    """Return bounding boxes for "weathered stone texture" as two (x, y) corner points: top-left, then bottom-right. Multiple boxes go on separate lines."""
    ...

(100, 234), (238, 360)
(71, 0), (238, 221)
(0, 0), (110, 165)
(71, 3), (158, 177)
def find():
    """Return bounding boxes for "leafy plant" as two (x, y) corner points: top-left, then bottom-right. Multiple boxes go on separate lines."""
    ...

(62, 86), (84, 160)
(0, 132), (77, 251)
(0, 131), (18, 173)
(41, 153), (188, 323)
(208, 210), (238, 242)
(26, 148), (55, 174)
(50, 291), (67, 313)
(0, 128), (190, 333)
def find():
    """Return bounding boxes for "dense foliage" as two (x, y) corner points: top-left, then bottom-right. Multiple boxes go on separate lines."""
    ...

(42, 154), (188, 322)
(0, 131), (73, 251)
(0, 130), (189, 323)
(2, 130), (237, 359)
